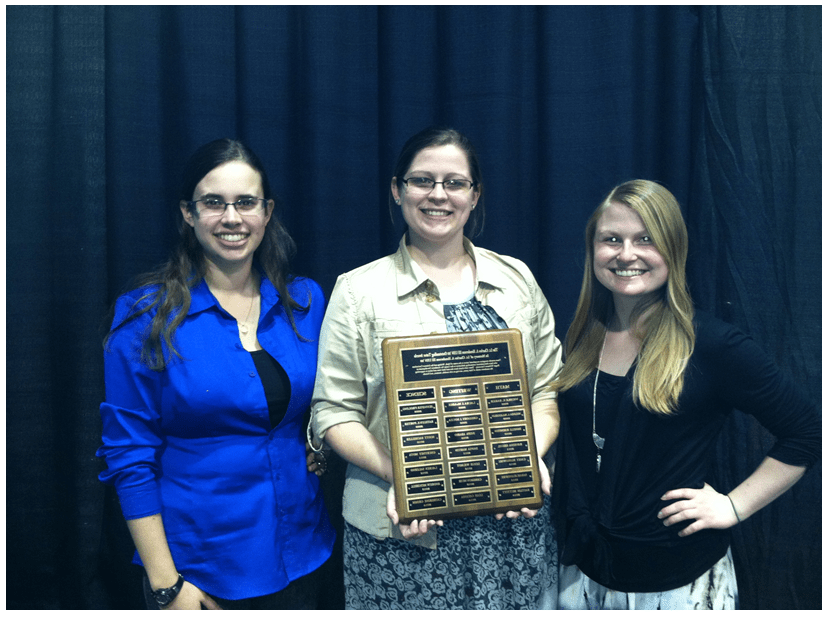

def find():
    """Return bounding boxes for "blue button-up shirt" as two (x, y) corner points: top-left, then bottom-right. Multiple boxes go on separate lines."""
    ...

(98, 275), (335, 600)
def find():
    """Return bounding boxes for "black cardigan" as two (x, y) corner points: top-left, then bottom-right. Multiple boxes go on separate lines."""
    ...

(553, 310), (820, 592)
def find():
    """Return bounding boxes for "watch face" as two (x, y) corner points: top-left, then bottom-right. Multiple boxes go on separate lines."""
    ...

(154, 589), (174, 606)
(153, 575), (182, 607)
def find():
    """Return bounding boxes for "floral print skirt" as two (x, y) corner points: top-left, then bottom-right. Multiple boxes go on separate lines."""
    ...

(342, 495), (557, 609)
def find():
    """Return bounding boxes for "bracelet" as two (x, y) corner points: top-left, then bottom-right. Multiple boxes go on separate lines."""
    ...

(306, 423), (324, 453)
(306, 423), (328, 475)
(726, 494), (742, 523)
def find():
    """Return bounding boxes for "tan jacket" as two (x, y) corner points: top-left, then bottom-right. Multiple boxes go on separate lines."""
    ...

(311, 236), (562, 548)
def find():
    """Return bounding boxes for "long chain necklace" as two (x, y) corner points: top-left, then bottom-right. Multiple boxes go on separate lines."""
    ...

(592, 331), (608, 473)
(237, 291), (256, 337)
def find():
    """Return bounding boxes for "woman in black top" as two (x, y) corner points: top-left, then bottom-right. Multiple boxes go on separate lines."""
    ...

(552, 180), (820, 609)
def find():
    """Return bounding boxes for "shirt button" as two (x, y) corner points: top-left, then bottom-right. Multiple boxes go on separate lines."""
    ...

(249, 372), (256, 378)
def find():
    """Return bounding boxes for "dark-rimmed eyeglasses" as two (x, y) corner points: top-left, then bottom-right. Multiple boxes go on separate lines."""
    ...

(402, 177), (476, 194)
(187, 197), (267, 217)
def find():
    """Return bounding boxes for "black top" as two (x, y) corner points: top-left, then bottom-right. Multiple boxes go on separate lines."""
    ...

(553, 310), (821, 592)
(584, 370), (627, 505)
(250, 350), (291, 428)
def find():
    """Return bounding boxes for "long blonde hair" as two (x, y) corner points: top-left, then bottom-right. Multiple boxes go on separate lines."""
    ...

(554, 180), (695, 415)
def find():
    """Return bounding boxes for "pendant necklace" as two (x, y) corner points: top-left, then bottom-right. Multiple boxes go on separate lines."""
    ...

(237, 291), (256, 337)
(592, 331), (608, 473)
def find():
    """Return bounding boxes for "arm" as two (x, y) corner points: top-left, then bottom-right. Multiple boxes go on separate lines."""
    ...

(659, 456), (806, 537)
(525, 271), (563, 464)
(325, 420), (445, 539)
(310, 275), (390, 482)
(126, 515), (221, 610)
(324, 421), (393, 484)
(532, 396), (561, 497)
(660, 316), (818, 536)
(729, 456), (806, 519)
(532, 397), (560, 460)
(100, 300), (220, 609)
(311, 275), (442, 540)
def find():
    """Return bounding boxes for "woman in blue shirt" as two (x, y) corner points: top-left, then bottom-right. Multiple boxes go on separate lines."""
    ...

(97, 139), (335, 609)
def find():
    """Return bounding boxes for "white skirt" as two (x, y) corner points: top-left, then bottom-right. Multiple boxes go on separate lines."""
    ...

(558, 547), (738, 610)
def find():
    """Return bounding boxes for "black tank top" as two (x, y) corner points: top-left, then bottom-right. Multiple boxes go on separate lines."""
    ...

(249, 349), (291, 428)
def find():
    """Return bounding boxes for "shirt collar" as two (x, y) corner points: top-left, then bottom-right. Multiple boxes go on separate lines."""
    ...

(188, 277), (217, 315)
(186, 265), (279, 316)
(393, 234), (510, 298)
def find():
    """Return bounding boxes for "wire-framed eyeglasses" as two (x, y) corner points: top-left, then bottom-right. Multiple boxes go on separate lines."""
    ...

(402, 177), (476, 194)
(187, 197), (267, 217)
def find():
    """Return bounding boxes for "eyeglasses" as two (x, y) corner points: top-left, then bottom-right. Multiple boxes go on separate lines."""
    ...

(187, 197), (267, 217)
(402, 177), (476, 194)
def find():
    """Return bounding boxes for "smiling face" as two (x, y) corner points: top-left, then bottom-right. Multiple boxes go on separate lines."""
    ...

(593, 201), (669, 304)
(180, 160), (273, 272)
(391, 144), (479, 249)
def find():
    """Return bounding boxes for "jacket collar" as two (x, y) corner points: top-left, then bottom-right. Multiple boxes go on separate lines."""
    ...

(393, 236), (430, 298)
(393, 234), (510, 299)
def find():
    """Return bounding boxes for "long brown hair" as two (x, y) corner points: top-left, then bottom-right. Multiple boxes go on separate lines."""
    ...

(105, 138), (309, 371)
(554, 180), (695, 414)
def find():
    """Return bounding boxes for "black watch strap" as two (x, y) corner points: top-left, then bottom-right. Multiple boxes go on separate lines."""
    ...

(152, 573), (184, 607)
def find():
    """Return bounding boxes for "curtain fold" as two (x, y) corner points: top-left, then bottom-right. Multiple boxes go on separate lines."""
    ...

(689, 6), (822, 609)
(6, 5), (819, 609)
(7, 5), (110, 608)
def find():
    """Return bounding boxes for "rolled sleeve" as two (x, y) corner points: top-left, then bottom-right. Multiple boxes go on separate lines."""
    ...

(311, 274), (370, 440)
(530, 280), (563, 404)
(97, 298), (164, 519)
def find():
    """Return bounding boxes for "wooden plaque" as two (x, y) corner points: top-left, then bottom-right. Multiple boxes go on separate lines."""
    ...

(382, 329), (543, 524)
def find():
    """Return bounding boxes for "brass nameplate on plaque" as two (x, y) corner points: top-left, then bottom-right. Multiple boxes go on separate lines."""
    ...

(382, 329), (543, 524)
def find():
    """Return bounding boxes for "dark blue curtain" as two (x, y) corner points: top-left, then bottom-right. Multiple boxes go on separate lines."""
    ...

(6, 5), (820, 609)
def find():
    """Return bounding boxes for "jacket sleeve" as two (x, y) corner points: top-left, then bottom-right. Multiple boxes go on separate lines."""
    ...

(311, 274), (370, 439)
(528, 268), (564, 403)
(96, 294), (165, 520)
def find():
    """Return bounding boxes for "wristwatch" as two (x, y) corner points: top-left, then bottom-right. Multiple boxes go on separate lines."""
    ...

(151, 573), (184, 608)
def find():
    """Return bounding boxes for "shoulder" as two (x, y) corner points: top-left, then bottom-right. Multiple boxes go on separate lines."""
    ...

(105, 286), (162, 356)
(692, 310), (750, 355)
(284, 276), (326, 325)
(335, 253), (398, 293)
(112, 284), (161, 327)
(473, 245), (540, 293)
(477, 245), (535, 277)
(691, 309), (775, 375)
(344, 253), (397, 280)
(288, 276), (324, 303)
